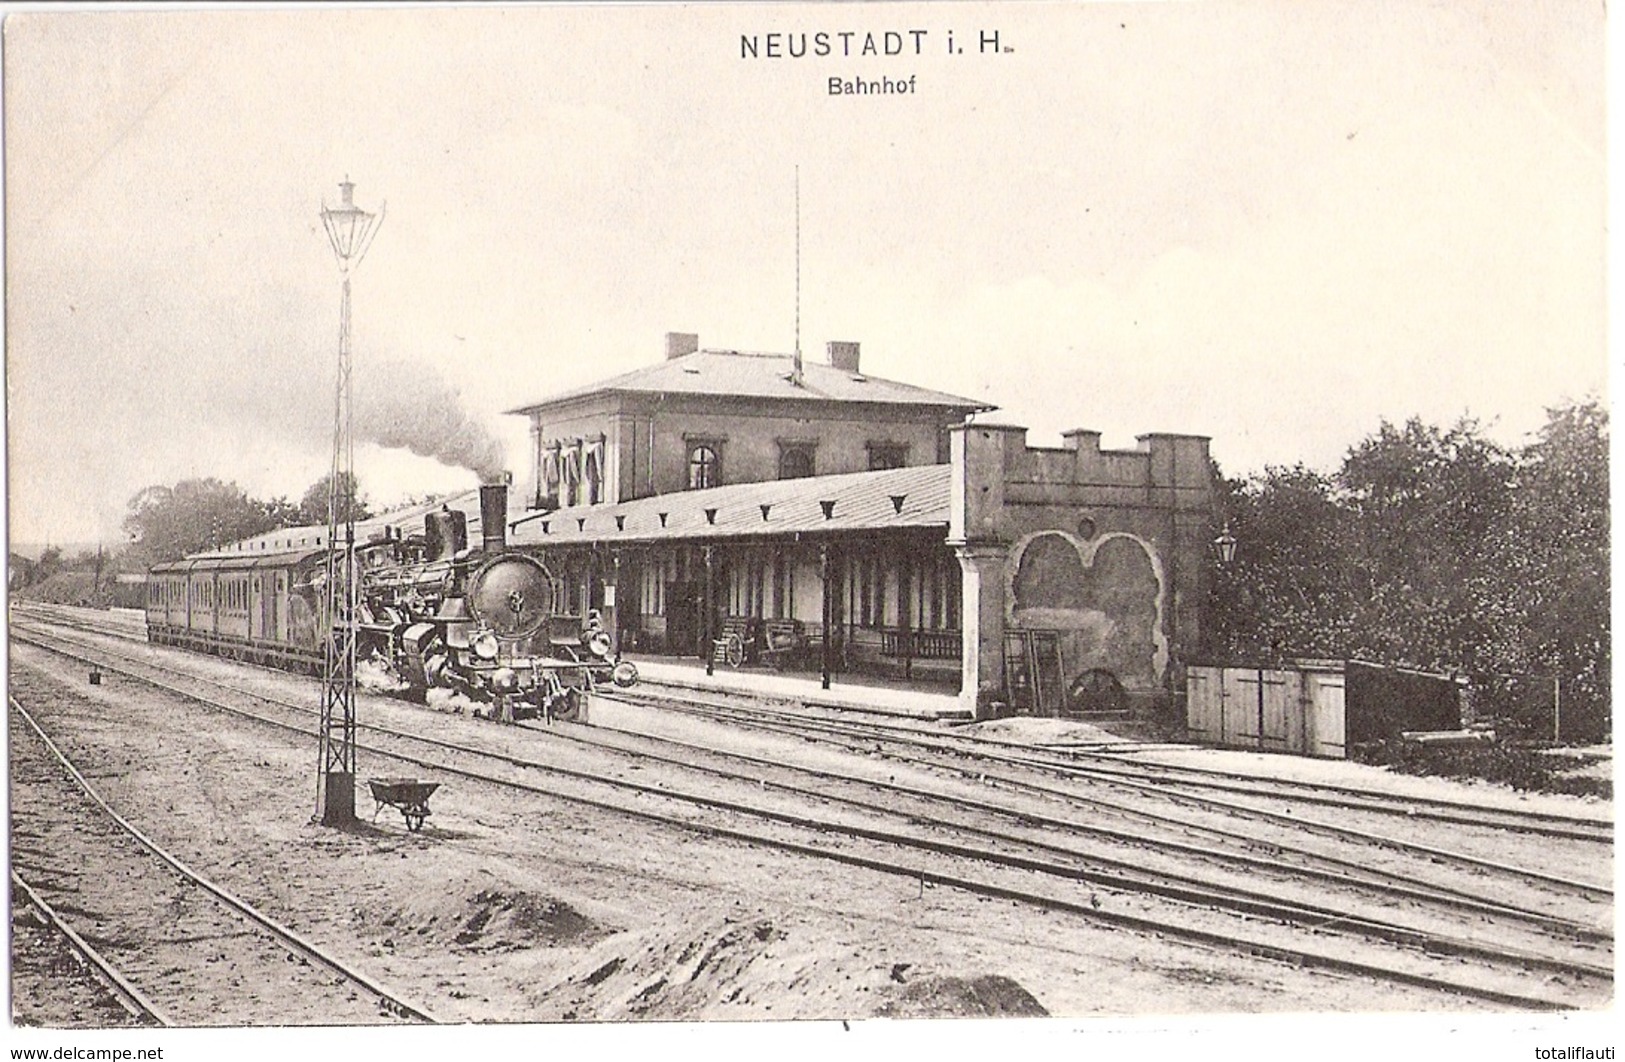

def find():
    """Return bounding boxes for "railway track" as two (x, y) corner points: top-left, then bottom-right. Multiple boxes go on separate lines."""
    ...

(554, 696), (1609, 934)
(25, 603), (1609, 839)
(10, 870), (161, 1027)
(20, 612), (1609, 909)
(668, 683), (1614, 842)
(8, 692), (442, 1027)
(15, 608), (1613, 932)
(8, 614), (1613, 1011)
(49, 603), (1599, 846)
(616, 687), (1614, 895)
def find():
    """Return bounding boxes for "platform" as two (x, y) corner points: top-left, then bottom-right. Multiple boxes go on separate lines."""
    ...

(625, 655), (970, 721)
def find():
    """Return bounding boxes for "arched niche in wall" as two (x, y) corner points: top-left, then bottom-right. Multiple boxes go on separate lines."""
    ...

(1006, 529), (1167, 689)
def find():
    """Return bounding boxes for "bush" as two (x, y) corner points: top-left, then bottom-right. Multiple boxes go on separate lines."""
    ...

(1355, 739), (1611, 799)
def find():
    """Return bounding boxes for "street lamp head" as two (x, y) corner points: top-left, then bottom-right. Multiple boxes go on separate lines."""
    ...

(321, 178), (383, 266)
(1212, 523), (1238, 565)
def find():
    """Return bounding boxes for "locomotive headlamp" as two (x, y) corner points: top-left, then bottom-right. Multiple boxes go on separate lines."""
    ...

(587, 630), (614, 657)
(612, 661), (639, 688)
(472, 630), (501, 661)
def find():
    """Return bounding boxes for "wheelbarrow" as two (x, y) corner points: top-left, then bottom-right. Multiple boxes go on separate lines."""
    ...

(366, 777), (440, 832)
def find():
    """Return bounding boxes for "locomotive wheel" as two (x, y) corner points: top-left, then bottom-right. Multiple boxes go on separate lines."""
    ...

(1068, 668), (1127, 715)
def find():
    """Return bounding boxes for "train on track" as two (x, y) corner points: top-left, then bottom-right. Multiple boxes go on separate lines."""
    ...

(145, 482), (635, 720)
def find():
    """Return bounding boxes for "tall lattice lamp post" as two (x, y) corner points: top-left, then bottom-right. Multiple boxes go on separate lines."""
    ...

(314, 179), (383, 826)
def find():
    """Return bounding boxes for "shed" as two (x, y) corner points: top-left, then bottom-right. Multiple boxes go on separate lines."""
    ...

(1186, 659), (1464, 759)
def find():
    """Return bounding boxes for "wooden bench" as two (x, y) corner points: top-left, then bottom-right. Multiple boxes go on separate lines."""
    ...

(757, 619), (809, 669)
(880, 629), (962, 660)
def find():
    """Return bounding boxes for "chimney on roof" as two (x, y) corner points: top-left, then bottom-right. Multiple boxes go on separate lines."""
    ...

(827, 341), (860, 374)
(665, 332), (699, 360)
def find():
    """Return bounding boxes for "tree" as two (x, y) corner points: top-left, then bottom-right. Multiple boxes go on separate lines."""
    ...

(7, 554), (37, 590)
(1337, 417), (1516, 672)
(257, 495), (303, 530)
(1204, 405), (1609, 741)
(1205, 464), (1359, 662)
(1490, 400), (1610, 737)
(35, 545), (64, 580)
(123, 478), (277, 564)
(297, 472), (371, 527)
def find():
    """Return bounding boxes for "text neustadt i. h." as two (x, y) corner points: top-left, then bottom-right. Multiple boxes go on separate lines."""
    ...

(740, 31), (930, 58)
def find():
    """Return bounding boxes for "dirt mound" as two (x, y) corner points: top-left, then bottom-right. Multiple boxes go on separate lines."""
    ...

(535, 910), (795, 1019)
(452, 890), (609, 952)
(964, 717), (1130, 745)
(527, 907), (1048, 1021)
(371, 882), (614, 955)
(875, 974), (1048, 1018)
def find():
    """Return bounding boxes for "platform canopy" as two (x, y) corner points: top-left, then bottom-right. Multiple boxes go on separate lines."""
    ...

(507, 463), (950, 547)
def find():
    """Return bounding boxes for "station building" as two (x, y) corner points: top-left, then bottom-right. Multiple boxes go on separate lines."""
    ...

(501, 333), (1217, 718)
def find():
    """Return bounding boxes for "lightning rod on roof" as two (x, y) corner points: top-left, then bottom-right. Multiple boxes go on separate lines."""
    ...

(792, 165), (803, 388)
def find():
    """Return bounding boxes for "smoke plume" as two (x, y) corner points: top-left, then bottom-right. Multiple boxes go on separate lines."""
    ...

(354, 357), (508, 482)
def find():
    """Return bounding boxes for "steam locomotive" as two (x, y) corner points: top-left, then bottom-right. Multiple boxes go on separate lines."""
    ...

(146, 482), (634, 720)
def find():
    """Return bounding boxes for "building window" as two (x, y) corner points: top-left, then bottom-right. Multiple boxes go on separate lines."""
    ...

(778, 444), (815, 480)
(642, 556), (668, 617)
(688, 444), (721, 490)
(537, 443), (562, 509)
(730, 553), (767, 616)
(588, 448), (607, 506)
(561, 443), (582, 506)
(772, 549), (794, 618)
(853, 553), (885, 628)
(908, 551), (961, 630)
(584, 442), (603, 505)
(867, 442), (908, 471)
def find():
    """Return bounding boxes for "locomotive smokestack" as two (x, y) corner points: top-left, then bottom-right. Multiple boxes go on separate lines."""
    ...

(480, 476), (510, 553)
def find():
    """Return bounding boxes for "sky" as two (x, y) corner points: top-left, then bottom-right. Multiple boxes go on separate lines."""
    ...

(3, 1), (1607, 546)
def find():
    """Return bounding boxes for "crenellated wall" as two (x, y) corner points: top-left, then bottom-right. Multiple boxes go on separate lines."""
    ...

(949, 423), (1214, 715)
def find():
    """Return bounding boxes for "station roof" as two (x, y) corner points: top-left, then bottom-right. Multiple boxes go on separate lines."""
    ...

(505, 349), (992, 416)
(507, 463), (952, 548)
